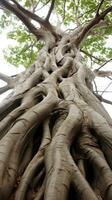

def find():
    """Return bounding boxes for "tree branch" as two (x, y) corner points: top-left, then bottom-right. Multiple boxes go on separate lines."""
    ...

(94, 70), (112, 77)
(101, 81), (112, 96)
(95, 90), (112, 93)
(0, 72), (12, 83)
(95, 93), (112, 105)
(75, 6), (112, 47)
(9, 0), (58, 39)
(96, 58), (112, 71)
(81, 49), (104, 62)
(10, 0), (47, 27)
(0, 72), (16, 90)
(45, 0), (55, 21)
(0, 85), (10, 95)
(78, 8), (96, 19)
(63, 0), (66, 21)
(0, 0), (44, 39)
(36, 0), (50, 12)
(93, 80), (98, 93)
(96, 0), (105, 16)
(0, 72), (16, 95)
(75, 0), (81, 26)
(102, 97), (112, 105)
(107, 76), (112, 80)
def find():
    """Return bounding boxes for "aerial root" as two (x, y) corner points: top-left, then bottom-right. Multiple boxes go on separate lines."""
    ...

(32, 168), (45, 190)
(33, 179), (45, 200)
(86, 107), (112, 168)
(15, 119), (51, 200)
(44, 104), (82, 200)
(0, 106), (26, 139)
(18, 138), (33, 175)
(0, 85), (46, 138)
(68, 154), (98, 200)
(77, 159), (86, 177)
(78, 121), (112, 199)
(15, 155), (44, 200)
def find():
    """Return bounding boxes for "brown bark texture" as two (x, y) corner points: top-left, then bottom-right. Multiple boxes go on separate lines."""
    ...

(0, 1), (112, 200)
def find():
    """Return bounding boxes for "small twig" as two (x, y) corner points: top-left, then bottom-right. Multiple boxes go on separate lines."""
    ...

(102, 98), (112, 105)
(35, 0), (50, 12)
(75, 0), (81, 25)
(96, 0), (105, 16)
(45, 0), (55, 21)
(107, 76), (112, 80)
(81, 49), (103, 62)
(63, 0), (66, 21)
(78, 8), (96, 19)
(96, 59), (112, 71)
(95, 90), (112, 93)
(93, 80), (98, 93)
(90, 57), (93, 68)
(19, 42), (35, 56)
(94, 93), (112, 105)
(101, 81), (112, 96)
(101, 98), (112, 105)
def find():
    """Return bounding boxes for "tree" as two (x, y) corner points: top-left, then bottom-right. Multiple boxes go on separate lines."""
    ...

(0, 0), (112, 199)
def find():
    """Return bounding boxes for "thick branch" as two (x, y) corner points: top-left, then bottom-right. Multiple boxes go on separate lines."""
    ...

(0, 72), (16, 91)
(0, 85), (10, 95)
(75, 6), (112, 46)
(10, 0), (48, 27)
(10, 0), (58, 39)
(0, 0), (44, 39)
(0, 72), (12, 83)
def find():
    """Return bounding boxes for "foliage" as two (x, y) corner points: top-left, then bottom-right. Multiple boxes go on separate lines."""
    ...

(4, 25), (43, 68)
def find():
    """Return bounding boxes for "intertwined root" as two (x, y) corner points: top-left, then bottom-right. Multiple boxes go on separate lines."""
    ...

(0, 36), (112, 200)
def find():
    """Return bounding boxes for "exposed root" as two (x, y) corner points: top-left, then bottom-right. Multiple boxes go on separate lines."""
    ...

(79, 125), (112, 199)
(15, 119), (51, 200)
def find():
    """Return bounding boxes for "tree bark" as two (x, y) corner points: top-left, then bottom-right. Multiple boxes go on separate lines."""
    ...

(0, 1), (112, 199)
(0, 31), (112, 200)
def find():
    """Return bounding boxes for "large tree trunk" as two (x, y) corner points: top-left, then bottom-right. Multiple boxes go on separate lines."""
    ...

(0, 31), (112, 200)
